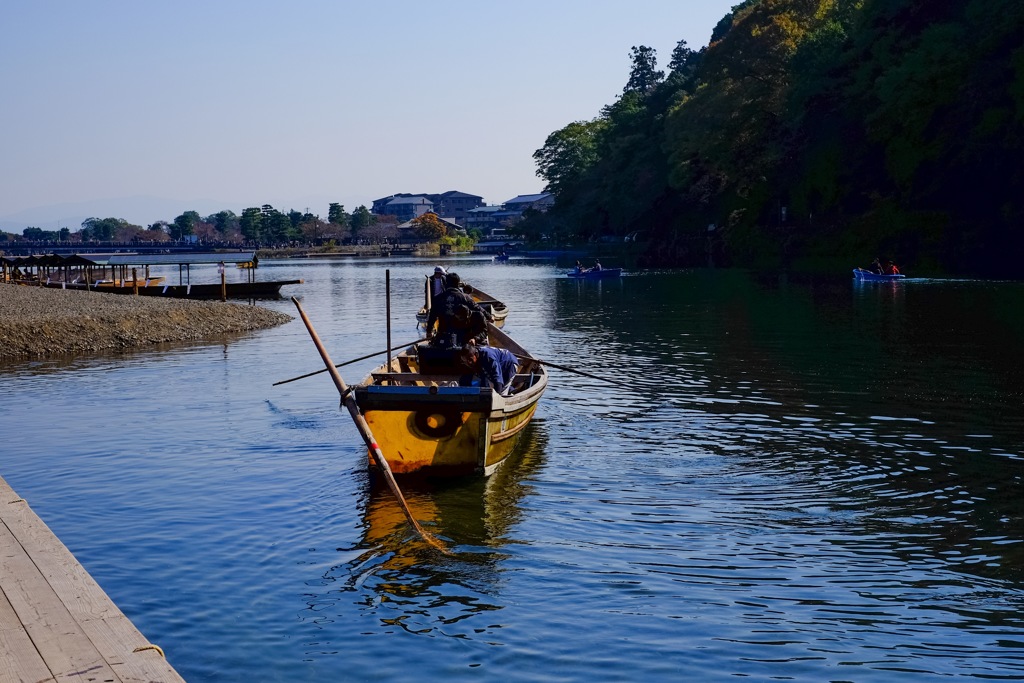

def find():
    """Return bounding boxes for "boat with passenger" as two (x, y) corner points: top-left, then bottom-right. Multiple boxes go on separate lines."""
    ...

(353, 323), (546, 477)
(566, 267), (622, 279)
(853, 268), (905, 281)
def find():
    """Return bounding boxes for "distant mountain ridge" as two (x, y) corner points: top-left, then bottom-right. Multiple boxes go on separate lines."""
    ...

(0, 195), (229, 232)
(0, 193), (351, 233)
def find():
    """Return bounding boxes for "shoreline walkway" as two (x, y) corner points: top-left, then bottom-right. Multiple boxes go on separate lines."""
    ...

(1, 475), (185, 682)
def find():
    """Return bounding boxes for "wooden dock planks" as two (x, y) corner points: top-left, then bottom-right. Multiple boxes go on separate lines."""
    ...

(0, 476), (185, 683)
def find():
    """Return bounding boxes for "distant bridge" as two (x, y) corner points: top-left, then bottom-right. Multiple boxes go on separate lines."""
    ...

(0, 240), (255, 256)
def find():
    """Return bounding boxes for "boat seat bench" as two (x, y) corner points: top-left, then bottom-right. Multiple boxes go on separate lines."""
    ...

(370, 372), (540, 392)
(371, 373), (465, 385)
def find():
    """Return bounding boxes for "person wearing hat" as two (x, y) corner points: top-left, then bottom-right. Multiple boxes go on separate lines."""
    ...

(429, 266), (447, 299)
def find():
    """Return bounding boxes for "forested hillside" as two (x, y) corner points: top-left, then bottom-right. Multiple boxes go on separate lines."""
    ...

(524, 0), (1024, 277)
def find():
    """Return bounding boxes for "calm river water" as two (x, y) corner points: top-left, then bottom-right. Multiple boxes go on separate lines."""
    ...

(2, 258), (1023, 682)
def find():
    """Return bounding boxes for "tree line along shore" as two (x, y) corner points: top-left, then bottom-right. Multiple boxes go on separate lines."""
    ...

(0, 284), (292, 360)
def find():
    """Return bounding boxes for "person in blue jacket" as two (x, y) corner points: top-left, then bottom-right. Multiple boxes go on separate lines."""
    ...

(456, 343), (519, 395)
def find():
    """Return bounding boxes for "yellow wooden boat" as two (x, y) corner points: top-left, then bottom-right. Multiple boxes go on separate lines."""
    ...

(353, 324), (546, 477)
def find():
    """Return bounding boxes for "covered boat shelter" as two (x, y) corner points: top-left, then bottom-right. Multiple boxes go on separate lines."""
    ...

(104, 251), (258, 286)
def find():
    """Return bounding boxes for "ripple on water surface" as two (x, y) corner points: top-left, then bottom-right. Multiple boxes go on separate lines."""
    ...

(3, 265), (1024, 681)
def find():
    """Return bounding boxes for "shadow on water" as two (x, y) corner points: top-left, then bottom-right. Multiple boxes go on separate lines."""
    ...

(299, 421), (548, 638)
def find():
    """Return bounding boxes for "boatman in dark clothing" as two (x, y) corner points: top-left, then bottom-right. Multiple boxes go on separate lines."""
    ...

(457, 344), (519, 395)
(426, 272), (490, 348)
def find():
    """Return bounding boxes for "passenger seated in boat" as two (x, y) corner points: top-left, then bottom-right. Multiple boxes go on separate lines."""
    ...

(574, 260), (584, 274)
(593, 260), (602, 271)
(885, 262), (900, 275)
(456, 344), (519, 396)
(426, 272), (489, 348)
(870, 257), (882, 274)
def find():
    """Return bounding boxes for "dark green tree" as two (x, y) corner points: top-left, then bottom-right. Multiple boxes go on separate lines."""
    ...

(205, 210), (238, 236)
(240, 207), (263, 242)
(23, 227), (56, 240)
(261, 205), (294, 243)
(533, 119), (606, 198)
(624, 45), (664, 94)
(170, 211), (200, 240)
(350, 205), (373, 240)
(328, 203), (350, 228)
(81, 217), (128, 241)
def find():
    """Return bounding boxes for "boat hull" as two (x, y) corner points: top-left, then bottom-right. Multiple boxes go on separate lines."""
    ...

(852, 268), (904, 281)
(357, 386), (542, 476)
(566, 268), (622, 278)
(354, 326), (545, 477)
(43, 279), (302, 299)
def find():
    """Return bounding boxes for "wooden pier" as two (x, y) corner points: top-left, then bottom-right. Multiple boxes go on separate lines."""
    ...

(0, 476), (185, 682)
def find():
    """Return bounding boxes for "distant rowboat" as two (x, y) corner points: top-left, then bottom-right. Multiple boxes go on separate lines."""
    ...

(566, 267), (622, 279)
(853, 268), (904, 281)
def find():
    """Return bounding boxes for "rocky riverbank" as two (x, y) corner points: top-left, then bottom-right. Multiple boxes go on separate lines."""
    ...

(0, 285), (293, 359)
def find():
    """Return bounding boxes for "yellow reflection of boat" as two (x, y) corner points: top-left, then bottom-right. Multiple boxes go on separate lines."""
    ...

(312, 425), (546, 634)
(362, 421), (545, 551)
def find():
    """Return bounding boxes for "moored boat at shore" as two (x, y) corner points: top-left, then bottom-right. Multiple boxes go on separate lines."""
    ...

(353, 324), (546, 477)
(45, 279), (301, 299)
(94, 276), (167, 287)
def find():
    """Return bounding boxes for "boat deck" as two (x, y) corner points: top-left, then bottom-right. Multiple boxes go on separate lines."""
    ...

(0, 475), (185, 682)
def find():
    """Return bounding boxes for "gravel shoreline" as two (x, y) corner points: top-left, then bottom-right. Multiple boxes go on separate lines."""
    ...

(0, 285), (293, 359)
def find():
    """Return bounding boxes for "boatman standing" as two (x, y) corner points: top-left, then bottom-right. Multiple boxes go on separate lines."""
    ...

(429, 266), (447, 298)
(426, 272), (489, 348)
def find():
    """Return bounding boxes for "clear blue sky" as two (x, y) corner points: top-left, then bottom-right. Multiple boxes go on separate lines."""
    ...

(0, 1), (736, 226)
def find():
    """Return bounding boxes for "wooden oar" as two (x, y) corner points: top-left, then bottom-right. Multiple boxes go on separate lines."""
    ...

(514, 353), (634, 389)
(272, 338), (425, 386)
(290, 297), (448, 554)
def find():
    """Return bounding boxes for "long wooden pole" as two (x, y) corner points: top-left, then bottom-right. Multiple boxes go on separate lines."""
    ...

(290, 297), (447, 553)
(271, 338), (424, 386)
(385, 269), (392, 375)
(514, 353), (635, 389)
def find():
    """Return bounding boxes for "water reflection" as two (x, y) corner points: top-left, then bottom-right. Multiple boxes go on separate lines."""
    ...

(301, 421), (547, 637)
